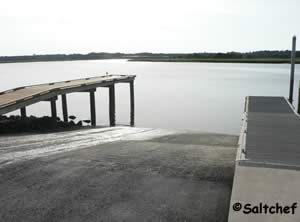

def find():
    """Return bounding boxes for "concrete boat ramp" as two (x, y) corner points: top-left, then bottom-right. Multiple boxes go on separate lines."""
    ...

(0, 127), (238, 222)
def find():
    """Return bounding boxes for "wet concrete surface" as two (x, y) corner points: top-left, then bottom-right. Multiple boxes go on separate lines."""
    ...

(0, 127), (238, 222)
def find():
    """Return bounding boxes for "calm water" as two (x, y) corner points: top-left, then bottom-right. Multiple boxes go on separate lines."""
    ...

(1, 59), (299, 134)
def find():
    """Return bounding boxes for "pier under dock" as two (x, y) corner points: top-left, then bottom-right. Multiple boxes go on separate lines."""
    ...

(0, 75), (136, 126)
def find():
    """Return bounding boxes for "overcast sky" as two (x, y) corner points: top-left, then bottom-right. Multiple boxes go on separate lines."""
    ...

(1, 0), (299, 56)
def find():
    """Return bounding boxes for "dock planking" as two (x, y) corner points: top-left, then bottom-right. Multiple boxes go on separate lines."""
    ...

(0, 74), (136, 126)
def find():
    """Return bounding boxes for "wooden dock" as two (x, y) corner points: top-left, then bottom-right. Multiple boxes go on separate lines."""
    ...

(0, 75), (136, 126)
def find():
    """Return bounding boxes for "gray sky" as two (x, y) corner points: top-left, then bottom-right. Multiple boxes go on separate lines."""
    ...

(1, 0), (299, 56)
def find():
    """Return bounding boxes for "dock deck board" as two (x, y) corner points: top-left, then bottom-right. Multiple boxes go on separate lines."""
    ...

(0, 75), (135, 115)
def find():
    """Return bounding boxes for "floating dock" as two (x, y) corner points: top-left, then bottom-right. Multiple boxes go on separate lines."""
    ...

(229, 96), (300, 222)
(0, 75), (136, 126)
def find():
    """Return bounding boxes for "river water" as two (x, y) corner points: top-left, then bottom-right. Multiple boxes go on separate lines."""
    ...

(0, 59), (299, 134)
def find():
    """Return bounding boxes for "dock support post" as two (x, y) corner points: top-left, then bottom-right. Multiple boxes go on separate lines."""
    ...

(130, 80), (135, 126)
(109, 84), (116, 126)
(50, 98), (57, 119)
(289, 36), (297, 104)
(20, 107), (27, 119)
(90, 90), (96, 127)
(61, 94), (68, 122)
(298, 83), (300, 114)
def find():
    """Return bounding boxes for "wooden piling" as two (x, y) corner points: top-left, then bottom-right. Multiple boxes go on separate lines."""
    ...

(20, 107), (27, 119)
(89, 90), (96, 126)
(109, 84), (116, 126)
(61, 94), (68, 122)
(50, 98), (57, 119)
(298, 83), (300, 114)
(289, 36), (296, 104)
(130, 80), (135, 126)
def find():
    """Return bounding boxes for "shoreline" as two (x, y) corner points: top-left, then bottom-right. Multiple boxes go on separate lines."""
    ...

(0, 58), (116, 65)
(128, 58), (300, 64)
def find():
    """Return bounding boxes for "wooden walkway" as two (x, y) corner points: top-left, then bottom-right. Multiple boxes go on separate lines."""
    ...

(0, 75), (136, 126)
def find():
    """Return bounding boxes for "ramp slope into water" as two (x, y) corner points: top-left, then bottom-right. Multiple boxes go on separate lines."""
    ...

(0, 127), (238, 222)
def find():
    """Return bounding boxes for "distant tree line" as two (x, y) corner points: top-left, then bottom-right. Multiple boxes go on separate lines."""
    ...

(0, 51), (299, 63)
(0, 52), (125, 63)
(173, 51), (300, 59)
